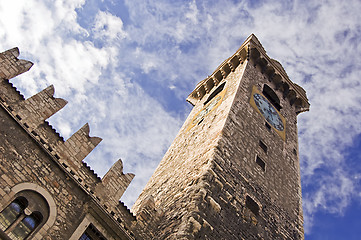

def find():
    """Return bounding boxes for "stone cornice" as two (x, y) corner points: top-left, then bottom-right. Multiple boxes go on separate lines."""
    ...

(187, 40), (248, 106)
(247, 35), (310, 114)
(187, 34), (310, 114)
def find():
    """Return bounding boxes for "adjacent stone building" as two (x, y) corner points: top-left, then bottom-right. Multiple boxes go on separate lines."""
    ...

(0, 34), (309, 239)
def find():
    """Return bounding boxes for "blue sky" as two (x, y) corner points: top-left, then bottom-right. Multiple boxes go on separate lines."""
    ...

(1, 0), (361, 239)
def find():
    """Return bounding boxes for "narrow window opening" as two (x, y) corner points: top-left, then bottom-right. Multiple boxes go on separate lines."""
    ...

(204, 82), (226, 105)
(79, 224), (107, 240)
(0, 197), (28, 231)
(263, 84), (281, 111)
(293, 149), (297, 156)
(259, 140), (268, 153)
(256, 156), (266, 171)
(10, 212), (43, 239)
(79, 232), (92, 240)
(245, 196), (259, 216)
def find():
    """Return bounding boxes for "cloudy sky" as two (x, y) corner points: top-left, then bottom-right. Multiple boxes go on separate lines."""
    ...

(1, 0), (361, 239)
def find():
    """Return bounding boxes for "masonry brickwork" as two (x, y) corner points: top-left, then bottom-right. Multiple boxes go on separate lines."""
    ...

(0, 47), (141, 240)
(0, 35), (309, 240)
(133, 35), (309, 239)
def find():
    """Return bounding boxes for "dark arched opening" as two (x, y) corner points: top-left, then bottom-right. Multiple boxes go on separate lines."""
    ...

(0, 197), (28, 231)
(263, 84), (281, 111)
(204, 82), (226, 105)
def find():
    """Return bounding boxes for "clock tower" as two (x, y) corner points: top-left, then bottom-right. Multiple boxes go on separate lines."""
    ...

(132, 34), (309, 239)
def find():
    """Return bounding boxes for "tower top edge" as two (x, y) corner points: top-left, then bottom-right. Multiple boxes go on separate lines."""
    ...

(187, 34), (309, 111)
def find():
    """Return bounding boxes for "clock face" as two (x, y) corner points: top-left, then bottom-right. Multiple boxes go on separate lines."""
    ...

(253, 93), (284, 131)
(192, 95), (222, 125)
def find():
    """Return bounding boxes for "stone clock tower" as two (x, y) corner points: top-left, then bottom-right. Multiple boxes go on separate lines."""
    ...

(0, 35), (308, 239)
(132, 34), (309, 239)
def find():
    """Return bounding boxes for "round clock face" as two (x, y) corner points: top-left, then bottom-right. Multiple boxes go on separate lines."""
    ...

(192, 95), (222, 125)
(253, 93), (284, 131)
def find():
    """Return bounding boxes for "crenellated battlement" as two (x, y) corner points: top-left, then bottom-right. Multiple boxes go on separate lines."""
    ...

(0, 35), (308, 240)
(55, 123), (102, 169)
(0, 48), (136, 232)
(0, 47), (33, 80)
(14, 85), (68, 130)
(95, 159), (135, 206)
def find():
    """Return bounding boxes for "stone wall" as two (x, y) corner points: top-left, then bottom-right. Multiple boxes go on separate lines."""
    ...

(0, 35), (307, 240)
(193, 60), (304, 239)
(0, 106), (89, 239)
(0, 48), (138, 239)
(133, 35), (307, 239)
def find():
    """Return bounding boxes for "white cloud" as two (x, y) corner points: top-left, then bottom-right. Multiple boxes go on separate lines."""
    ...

(0, 0), (111, 99)
(1, 0), (361, 235)
(241, 0), (361, 233)
(185, 0), (198, 24)
(92, 10), (127, 42)
(122, 0), (361, 232)
(0, 0), (182, 209)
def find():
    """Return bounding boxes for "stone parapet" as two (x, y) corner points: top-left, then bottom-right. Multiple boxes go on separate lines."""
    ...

(14, 85), (68, 130)
(0, 47), (33, 80)
(95, 159), (135, 206)
(0, 47), (138, 239)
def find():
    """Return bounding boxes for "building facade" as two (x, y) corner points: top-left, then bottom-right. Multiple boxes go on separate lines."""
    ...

(0, 48), (139, 240)
(0, 35), (309, 239)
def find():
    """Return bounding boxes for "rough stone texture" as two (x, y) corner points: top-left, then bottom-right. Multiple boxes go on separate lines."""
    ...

(132, 60), (247, 239)
(0, 106), (88, 238)
(0, 34), (308, 240)
(14, 85), (68, 131)
(95, 159), (135, 206)
(133, 35), (308, 239)
(0, 47), (139, 240)
(0, 47), (33, 80)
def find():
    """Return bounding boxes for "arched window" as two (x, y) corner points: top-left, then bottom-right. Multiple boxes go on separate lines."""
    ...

(262, 84), (281, 111)
(0, 191), (48, 240)
(204, 82), (226, 105)
(0, 197), (28, 231)
(10, 212), (43, 240)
